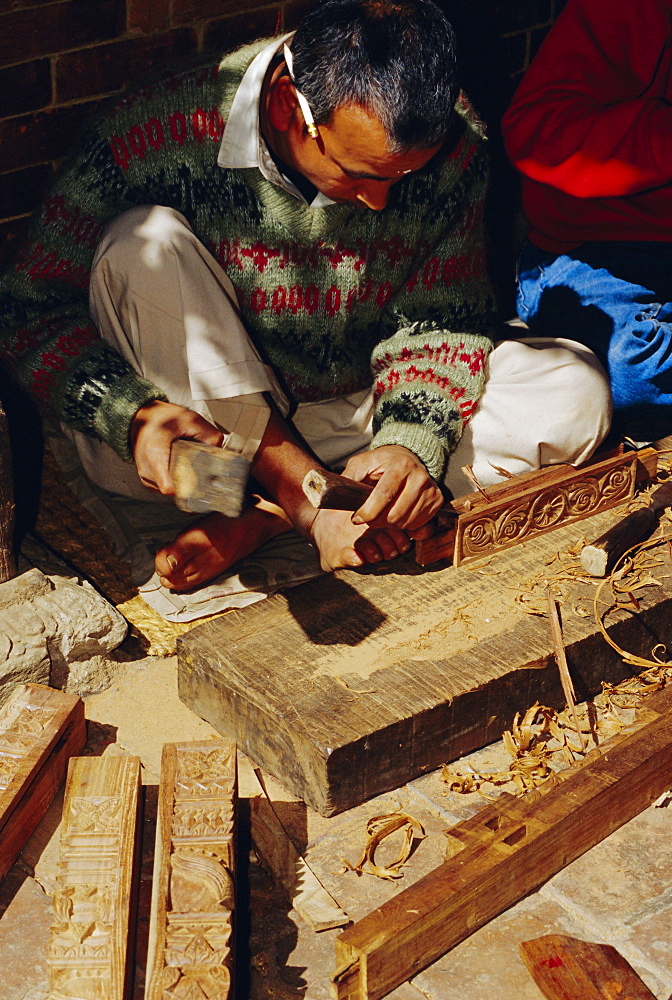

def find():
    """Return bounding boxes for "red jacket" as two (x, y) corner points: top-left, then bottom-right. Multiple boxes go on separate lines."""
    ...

(502, 0), (672, 253)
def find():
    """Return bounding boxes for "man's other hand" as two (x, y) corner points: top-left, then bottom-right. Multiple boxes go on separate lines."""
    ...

(341, 444), (444, 537)
(130, 400), (224, 494)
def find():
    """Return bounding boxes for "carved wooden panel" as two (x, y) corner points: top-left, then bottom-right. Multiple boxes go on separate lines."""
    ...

(145, 741), (236, 1000)
(453, 450), (642, 566)
(48, 755), (142, 1000)
(0, 683), (86, 882)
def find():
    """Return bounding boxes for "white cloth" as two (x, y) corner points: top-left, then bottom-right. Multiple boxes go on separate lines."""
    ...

(68, 205), (612, 502)
(217, 33), (334, 208)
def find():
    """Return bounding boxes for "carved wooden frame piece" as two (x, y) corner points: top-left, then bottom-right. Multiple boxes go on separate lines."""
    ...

(47, 755), (142, 1000)
(0, 683), (86, 884)
(415, 448), (657, 567)
(146, 740), (237, 1000)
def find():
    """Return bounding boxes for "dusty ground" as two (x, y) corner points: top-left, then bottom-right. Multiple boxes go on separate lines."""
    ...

(1, 634), (671, 1000)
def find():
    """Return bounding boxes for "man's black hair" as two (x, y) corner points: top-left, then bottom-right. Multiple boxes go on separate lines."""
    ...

(290, 0), (458, 152)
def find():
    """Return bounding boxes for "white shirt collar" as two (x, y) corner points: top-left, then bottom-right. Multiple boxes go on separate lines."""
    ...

(217, 33), (334, 209)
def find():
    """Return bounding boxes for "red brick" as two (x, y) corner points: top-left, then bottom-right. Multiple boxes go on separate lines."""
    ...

(203, 7), (283, 54)
(0, 59), (51, 117)
(500, 31), (529, 79)
(4, 0), (55, 10)
(128, 0), (170, 34)
(0, 103), (100, 172)
(283, 0), (315, 31)
(0, 0), (125, 66)
(491, 0), (552, 31)
(172, 0), (272, 27)
(55, 30), (196, 103)
(529, 23), (554, 62)
(0, 164), (53, 218)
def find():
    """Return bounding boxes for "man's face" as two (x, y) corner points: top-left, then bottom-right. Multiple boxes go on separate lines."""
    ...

(286, 102), (444, 210)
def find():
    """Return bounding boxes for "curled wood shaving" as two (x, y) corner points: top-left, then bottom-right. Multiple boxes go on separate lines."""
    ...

(593, 532), (672, 671)
(340, 812), (426, 880)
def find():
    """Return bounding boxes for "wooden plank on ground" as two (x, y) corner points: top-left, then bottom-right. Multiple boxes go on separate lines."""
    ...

(145, 741), (237, 1000)
(47, 755), (142, 1000)
(0, 683), (86, 882)
(248, 766), (349, 932)
(330, 688), (672, 1000)
(519, 935), (657, 1000)
(178, 495), (672, 816)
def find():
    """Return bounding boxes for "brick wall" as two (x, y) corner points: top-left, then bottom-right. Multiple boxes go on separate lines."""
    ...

(0, 0), (565, 271)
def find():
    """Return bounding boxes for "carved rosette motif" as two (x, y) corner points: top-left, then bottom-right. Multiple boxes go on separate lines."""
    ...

(156, 744), (236, 1000)
(458, 464), (636, 562)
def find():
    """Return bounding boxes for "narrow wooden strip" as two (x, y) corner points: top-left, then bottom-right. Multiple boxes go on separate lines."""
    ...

(249, 767), (349, 932)
(146, 741), (237, 1000)
(48, 755), (142, 1000)
(0, 683), (86, 881)
(331, 689), (672, 1000)
(520, 935), (657, 1000)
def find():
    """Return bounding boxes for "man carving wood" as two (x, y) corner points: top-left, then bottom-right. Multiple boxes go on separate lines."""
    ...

(0, 0), (611, 592)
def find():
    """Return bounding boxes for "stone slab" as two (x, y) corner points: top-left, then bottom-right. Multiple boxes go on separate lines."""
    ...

(178, 503), (672, 815)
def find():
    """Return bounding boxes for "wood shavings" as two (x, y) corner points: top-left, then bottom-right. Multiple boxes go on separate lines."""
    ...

(340, 812), (426, 880)
(593, 532), (672, 671)
(439, 684), (652, 800)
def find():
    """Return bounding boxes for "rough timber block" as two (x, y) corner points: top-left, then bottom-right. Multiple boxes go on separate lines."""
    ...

(178, 502), (672, 816)
(0, 683), (86, 882)
(145, 741), (236, 1000)
(47, 755), (142, 1000)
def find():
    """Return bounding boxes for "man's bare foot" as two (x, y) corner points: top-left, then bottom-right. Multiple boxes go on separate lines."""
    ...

(155, 498), (291, 591)
(309, 507), (412, 572)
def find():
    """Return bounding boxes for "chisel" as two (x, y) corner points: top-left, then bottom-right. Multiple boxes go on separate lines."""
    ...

(579, 480), (672, 577)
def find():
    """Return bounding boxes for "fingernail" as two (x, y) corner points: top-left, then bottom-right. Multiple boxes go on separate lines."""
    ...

(351, 514), (364, 525)
(167, 554), (178, 571)
(387, 549), (398, 559)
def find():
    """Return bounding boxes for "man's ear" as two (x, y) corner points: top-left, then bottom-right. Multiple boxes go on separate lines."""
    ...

(268, 76), (298, 132)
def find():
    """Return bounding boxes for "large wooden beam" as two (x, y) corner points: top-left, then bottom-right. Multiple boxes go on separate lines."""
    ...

(0, 683), (86, 882)
(331, 690), (672, 1000)
(47, 755), (142, 1000)
(145, 741), (237, 1000)
(178, 498), (672, 815)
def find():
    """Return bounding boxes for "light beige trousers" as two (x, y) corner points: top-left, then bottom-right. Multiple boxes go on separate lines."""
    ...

(66, 205), (613, 500)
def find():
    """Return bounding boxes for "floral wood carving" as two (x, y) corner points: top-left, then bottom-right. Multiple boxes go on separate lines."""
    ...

(146, 741), (237, 1000)
(0, 684), (86, 884)
(455, 461), (638, 566)
(47, 755), (141, 1000)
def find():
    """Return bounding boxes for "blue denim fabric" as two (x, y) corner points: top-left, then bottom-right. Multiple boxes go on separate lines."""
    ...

(517, 240), (672, 439)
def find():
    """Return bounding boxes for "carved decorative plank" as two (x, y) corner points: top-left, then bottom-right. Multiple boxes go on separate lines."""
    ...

(145, 741), (237, 1000)
(416, 447), (656, 567)
(454, 449), (648, 566)
(331, 687), (672, 1000)
(48, 755), (142, 1000)
(0, 683), (86, 882)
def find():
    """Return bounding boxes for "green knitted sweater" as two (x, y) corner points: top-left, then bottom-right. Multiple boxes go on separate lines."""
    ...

(0, 38), (496, 480)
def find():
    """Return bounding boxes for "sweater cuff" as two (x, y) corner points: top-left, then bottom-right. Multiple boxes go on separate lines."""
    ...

(94, 372), (167, 461)
(369, 420), (451, 482)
